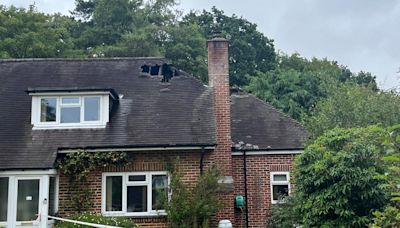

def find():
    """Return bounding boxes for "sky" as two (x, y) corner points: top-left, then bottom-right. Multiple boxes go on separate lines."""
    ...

(1, 0), (399, 90)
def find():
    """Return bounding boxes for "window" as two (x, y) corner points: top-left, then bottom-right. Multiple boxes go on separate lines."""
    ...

(32, 94), (108, 129)
(102, 172), (168, 216)
(270, 172), (290, 204)
(0, 177), (8, 222)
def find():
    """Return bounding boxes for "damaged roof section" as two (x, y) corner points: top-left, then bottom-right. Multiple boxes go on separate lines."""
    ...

(0, 58), (216, 169)
(230, 88), (309, 151)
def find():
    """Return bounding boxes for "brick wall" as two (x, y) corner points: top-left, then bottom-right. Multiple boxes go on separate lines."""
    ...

(232, 154), (297, 228)
(58, 150), (212, 228)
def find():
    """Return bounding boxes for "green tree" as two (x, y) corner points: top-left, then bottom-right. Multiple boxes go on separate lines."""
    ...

(370, 125), (400, 228)
(294, 126), (389, 227)
(163, 23), (208, 81)
(183, 7), (276, 86)
(0, 5), (79, 58)
(247, 69), (323, 120)
(306, 84), (400, 137)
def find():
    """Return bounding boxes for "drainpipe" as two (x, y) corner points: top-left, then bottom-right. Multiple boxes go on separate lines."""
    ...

(243, 150), (249, 228)
(200, 146), (205, 175)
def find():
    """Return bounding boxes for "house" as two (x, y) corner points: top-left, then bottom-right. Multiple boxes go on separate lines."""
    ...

(0, 38), (308, 228)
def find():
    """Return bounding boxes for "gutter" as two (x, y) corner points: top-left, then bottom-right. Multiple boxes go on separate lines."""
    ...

(58, 144), (215, 153)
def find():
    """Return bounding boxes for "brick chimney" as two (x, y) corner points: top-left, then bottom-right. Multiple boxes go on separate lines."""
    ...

(208, 37), (234, 222)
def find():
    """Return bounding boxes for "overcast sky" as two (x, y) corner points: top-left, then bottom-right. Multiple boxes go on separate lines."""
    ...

(1, 0), (399, 90)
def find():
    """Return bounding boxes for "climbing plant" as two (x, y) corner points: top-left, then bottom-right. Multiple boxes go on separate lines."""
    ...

(56, 150), (129, 212)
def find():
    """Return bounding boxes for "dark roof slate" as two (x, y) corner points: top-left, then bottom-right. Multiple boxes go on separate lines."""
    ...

(230, 90), (308, 150)
(0, 58), (215, 169)
(0, 58), (308, 170)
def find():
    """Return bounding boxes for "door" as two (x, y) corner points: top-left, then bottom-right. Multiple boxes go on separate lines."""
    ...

(15, 178), (41, 227)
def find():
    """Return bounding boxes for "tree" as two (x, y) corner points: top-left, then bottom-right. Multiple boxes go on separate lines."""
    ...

(370, 125), (400, 228)
(183, 7), (276, 86)
(163, 23), (208, 81)
(247, 69), (324, 120)
(0, 5), (79, 58)
(247, 53), (379, 121)
(293, 126), (389, 227)
(306, 84), (400, 137)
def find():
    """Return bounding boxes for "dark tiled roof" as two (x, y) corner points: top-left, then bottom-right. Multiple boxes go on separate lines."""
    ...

(0, 58), (308, 170)
(0, 58), (216, 169)
(231, 90), (308, 150)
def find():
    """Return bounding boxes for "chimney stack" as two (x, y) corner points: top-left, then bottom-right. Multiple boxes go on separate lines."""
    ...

(208, 37), (234, 222)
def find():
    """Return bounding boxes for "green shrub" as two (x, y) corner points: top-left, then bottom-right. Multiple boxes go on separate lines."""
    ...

(54, 212), (137, 228)
(370, 206), (400, 228)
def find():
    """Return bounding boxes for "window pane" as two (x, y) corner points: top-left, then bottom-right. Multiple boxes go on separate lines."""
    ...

(272, 185), (289, 201)
(60, 107), (80, 123)
(49, 177), (56, 216)
(0, 177), (8, 222)
(127, 186), (147, 212)
(273, 174), (288, 182)
(128, 175), (146, 182)
(61, 97), (79, 104)
(17, 179), (39, 221)
(152, 175), (167, 210)
(84, 97), (100, 121)
(40, 98), (57, 122)
(106, 176), (122, 212)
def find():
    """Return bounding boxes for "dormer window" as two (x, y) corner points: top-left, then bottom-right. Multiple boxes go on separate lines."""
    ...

(29, 88), (116, 129)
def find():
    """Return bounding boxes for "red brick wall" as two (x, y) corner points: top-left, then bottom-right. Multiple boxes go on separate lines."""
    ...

(58, 150), (212, 228)
(232, 154), (297, 228)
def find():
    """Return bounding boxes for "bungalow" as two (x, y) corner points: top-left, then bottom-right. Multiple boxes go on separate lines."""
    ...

(0, 38), (308, 228)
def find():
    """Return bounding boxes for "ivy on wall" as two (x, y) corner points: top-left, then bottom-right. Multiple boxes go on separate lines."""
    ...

(55, 150), (129, 212)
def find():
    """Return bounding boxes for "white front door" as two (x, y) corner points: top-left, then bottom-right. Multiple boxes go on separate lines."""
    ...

(14, 177), (43, 228)
(0, 174), (52, 228)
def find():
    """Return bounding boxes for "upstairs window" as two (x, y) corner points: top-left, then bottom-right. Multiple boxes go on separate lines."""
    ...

(270, 172), (290, 204)
(32, 94), (108, 129)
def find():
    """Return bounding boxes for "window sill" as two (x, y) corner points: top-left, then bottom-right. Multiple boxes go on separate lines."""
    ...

(102, 212), (167, 218)
(32, 124), (106, 130)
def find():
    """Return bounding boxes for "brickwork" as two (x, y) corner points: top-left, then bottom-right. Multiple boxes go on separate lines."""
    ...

(208, 38), (235, 223)
(58, 150), (212, 228)
(232, 154), (297, 228)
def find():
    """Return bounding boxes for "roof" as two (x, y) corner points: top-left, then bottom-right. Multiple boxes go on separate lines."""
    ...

(230, 89), (308, 151)
(0, 58), (308, 170)
(0, 58), (215, 169)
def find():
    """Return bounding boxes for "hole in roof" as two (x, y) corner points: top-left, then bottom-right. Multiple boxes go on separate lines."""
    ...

(150, 65), (160, 75)
(140, 64), (177, 83)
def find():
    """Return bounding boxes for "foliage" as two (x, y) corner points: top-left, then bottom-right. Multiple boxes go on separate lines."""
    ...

(306, 84), (400, 137)
(54, 212), (137, 228)
(369, 125), (400, 227)
(183, 7), (276, 86)
(164, 23), (208, 82)
(0, 5), (80, 58)
(370, 206), (400, 228)
(163, 161), (221, 228)
(247, 53), (379, 120)
(56, 151), (128, 212)
(267, 195), (301, 228)
(293, 126), (389, 227)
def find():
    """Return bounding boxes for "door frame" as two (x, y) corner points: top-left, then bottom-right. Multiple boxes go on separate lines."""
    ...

(0, 170), (57, 228)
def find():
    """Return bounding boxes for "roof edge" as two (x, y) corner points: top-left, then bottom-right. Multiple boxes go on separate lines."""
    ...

(0, 57), (166, 63)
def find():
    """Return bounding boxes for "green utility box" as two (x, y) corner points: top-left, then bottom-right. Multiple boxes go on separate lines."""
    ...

(235, 195), (245, 209)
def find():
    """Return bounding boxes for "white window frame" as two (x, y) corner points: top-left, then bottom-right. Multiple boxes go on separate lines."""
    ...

(102, 172), (169, 217)
(31, 93), (109, 129)
(270, 171), (291, 204)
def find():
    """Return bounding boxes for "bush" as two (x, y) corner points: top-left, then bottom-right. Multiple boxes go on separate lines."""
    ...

(370, 206), (400, 228)
(163, 162), (221, 228)
(293, 126), (389, 227)
(54, 212), (137, 228)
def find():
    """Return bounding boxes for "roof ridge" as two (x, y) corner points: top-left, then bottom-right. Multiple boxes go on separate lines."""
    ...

(0, 57), (166, 63)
